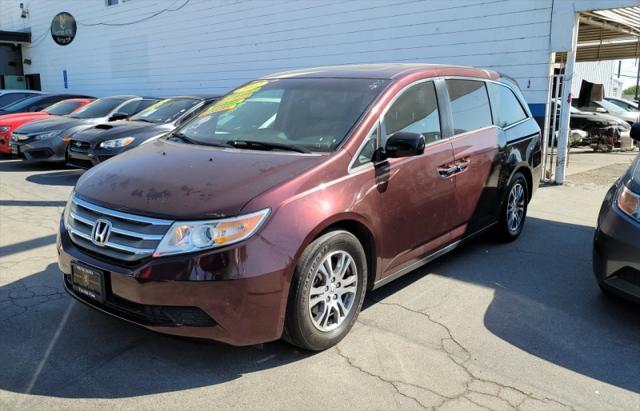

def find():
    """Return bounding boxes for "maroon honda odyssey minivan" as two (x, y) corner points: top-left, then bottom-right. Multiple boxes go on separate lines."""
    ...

(58, 64), (541, 351)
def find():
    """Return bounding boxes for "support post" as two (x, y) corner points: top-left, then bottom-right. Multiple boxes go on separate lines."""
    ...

(555, 12), (579, 185)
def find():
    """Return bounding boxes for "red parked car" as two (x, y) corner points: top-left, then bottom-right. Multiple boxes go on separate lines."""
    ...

(0, 98), (93, 154)
(58, 64), (541, 350)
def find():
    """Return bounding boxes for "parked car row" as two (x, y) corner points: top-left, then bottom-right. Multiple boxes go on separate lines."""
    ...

(565, 97), (639, 151)
(549, 99), (634, 150)
(1, 94), (218, 164)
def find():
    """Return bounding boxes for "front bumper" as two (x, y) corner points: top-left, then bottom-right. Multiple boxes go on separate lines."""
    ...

(68, 145), (128, 168)
(0, 132), (10, 154)
(57, 222), (290, 345)
(10, 136), (67, 162)
(593, 200), (640, 303)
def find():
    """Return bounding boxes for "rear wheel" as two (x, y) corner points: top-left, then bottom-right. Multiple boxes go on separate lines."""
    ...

(495, 172), (528, 242)
(283, 230), (367, 351)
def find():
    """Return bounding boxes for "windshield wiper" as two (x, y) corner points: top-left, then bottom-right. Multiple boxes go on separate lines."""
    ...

(169, 132), (233, 148)
(226, 139), (311, 154)
(168, 132), (196, 144)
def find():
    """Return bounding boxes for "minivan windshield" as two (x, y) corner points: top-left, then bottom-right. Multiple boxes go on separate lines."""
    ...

(176, 78), (389, 153)
(70, 97), (128, 119)
(130, 98), (200, 123)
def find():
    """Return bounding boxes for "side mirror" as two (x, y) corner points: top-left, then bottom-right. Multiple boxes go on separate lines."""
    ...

(385, 132), (425, 158)
(108, 112), (129, 121)
(596, 107), (607, 113)
(630, 122), (640, 141)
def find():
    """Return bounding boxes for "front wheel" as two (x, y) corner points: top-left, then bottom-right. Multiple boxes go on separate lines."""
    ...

(495, 172), (529, 242)
(283, 230), (367, 351)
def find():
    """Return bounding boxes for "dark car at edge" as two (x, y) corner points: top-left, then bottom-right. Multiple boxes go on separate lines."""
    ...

(594, 122), (640, 302)
(57, 64), (542, 351)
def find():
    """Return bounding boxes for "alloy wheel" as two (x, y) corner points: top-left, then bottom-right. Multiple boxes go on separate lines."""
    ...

(308, 251), (358, 332)
(507, 182), (525, 234)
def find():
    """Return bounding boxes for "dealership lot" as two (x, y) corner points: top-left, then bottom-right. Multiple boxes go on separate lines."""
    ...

(1, 151), (640, 410)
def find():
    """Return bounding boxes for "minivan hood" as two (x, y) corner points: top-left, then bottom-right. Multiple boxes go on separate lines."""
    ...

(73, 120), (172, 144)
(75, 139), (325, 219)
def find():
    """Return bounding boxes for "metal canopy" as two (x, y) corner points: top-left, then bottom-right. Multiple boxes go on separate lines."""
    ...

(556, 6), (640, 63)
(0, 30), (31, 43)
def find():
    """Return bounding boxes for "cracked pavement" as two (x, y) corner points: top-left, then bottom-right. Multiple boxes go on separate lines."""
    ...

(1, 152), (640, 410)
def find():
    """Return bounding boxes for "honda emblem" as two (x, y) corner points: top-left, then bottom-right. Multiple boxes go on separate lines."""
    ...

(91, 218), (112, 246)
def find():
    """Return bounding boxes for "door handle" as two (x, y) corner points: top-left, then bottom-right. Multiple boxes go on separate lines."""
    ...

(438, 165), (458, 177)
(456, 158), (470, 171)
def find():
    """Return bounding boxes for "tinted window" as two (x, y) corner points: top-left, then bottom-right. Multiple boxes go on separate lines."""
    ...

(131, 98), (200, 123)
(446, 80), (492, 134)
(178, 78), (388, 153)
(70, 98), (128, 119)
(385, 81), (441, 144)
(0, 95), (48, 112)
(487, 83), (528, 128)
(0, 93), (30, 107)
(117, 100), (142, 116)
(44, 100), (82, 115)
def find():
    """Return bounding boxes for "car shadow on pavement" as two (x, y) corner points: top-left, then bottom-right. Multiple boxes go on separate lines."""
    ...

(367, 216), (640, 394)
(0, 159), (67, 172)
(25, 170), (83, 187)
(0, 263), (312, 399)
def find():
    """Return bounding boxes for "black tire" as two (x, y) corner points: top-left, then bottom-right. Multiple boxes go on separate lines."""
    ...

(495, 172), (529, 242)
(283, 230), (367, 351)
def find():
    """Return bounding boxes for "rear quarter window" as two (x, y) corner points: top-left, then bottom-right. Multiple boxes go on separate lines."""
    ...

(446, 79), (493, 134)
(487, 83), (528, 128)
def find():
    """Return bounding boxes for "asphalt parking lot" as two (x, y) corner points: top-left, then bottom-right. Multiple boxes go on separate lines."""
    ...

(1, 151), (640, 410)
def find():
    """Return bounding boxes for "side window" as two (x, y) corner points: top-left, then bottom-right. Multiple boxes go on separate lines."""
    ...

(384, 81), (441, 144)
(117, 100), (142, 115)
(487, 83), (528, 128)
(351, 126), (378, 169)
(446, 79), (492, 134)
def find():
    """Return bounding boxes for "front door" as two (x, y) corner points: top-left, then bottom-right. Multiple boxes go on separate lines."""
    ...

(376, 80), (456, 276)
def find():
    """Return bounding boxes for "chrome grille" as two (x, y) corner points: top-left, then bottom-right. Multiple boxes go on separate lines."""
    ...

(67, 196), (173, 263)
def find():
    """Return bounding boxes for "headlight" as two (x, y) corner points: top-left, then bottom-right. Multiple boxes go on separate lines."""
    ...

(63, 191), (75, 230)
(0, 126), (10, 133)
(617, 186), (640, 221)
(154, 208), (270, 257)
(100, 137), (135, 149)
(34, 130), (62, 141)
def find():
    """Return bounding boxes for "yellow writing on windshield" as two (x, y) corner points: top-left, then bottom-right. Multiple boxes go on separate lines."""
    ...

(199, 80), (269, 117)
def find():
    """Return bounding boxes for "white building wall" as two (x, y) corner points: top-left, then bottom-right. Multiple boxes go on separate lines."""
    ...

(572, 60), (624, 98)
(0, 0), (637, 113)
(0, 0), (554, 105)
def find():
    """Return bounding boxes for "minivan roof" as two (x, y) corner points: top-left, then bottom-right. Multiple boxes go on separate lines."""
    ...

(266, 63), (500, 81)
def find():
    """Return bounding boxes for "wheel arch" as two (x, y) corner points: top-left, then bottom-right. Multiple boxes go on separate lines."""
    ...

(299, 213), (378, 292)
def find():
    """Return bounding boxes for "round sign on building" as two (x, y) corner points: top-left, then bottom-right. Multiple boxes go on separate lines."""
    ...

(50, 12), (77, 46)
